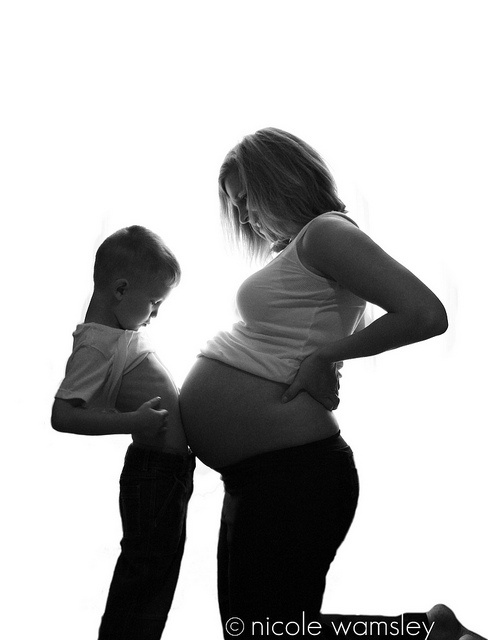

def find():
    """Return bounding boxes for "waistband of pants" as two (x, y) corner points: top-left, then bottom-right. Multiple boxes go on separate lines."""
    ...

(124, 443), (195, 474)
(217, 431), (351, 480)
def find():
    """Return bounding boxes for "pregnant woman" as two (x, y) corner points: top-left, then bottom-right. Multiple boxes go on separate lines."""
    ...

(180, 128), (478, 639)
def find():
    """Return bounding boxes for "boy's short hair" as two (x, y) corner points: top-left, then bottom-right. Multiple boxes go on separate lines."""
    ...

(94, 225), (181, 289)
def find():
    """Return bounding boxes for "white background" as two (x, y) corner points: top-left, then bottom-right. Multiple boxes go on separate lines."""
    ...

(1, 1), (487, 638)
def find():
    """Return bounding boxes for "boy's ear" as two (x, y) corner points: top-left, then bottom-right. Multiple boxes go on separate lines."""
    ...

(113, 278), (129, 301)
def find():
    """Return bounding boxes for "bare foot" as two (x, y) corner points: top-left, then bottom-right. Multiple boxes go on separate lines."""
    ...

(427, 604), (486, 640)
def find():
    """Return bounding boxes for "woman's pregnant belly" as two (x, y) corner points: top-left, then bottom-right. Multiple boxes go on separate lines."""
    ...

(117, 353), (188, 454)
(179, 356), (339, 468)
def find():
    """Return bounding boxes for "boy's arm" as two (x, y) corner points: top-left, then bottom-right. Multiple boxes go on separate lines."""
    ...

(51, 396), (168, 437)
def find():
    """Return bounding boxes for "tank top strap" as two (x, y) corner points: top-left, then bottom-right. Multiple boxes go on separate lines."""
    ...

(290, 211), (359, 247)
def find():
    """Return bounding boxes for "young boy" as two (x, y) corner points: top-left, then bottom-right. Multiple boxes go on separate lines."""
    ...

(52, 225), (194, 640)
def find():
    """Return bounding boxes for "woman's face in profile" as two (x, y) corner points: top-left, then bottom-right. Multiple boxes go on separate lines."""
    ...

(224, 172), (271, 242)
(224, 172), (250, 225)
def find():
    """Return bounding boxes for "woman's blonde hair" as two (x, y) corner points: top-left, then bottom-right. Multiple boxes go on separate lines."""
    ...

(218, 127), (347, 259)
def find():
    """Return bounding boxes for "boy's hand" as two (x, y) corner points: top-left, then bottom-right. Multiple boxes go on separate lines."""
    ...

(134, 396), (169, 438)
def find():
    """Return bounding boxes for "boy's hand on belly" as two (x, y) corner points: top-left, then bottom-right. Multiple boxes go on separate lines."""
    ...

(133, 397), (169, 439)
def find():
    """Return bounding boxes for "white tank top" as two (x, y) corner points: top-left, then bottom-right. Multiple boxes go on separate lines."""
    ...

(201, 213), (367, 384)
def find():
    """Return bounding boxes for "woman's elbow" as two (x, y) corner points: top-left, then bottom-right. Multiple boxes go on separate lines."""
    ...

(416, 302), (449, 339)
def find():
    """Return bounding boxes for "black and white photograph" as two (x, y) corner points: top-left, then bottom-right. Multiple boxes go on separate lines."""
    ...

(1, 1), (487, 639)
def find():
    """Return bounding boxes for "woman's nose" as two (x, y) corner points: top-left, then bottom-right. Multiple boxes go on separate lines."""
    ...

(237, 204), (249, 225)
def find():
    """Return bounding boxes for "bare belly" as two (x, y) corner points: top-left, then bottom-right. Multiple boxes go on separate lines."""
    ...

(117, 353), (188, 455)
(179, 357), (339, 468)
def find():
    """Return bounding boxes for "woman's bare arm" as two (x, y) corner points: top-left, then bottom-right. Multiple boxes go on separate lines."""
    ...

(283, 215), (448, 404)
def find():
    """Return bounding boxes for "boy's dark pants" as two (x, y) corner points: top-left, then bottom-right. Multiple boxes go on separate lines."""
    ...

(98, 444), (195, 640)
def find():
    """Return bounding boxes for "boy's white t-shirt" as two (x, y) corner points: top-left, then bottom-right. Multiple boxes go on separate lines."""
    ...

(55, 323), (155, 410)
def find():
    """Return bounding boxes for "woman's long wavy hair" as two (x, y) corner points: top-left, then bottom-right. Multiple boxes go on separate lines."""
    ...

(218, 127), (347, 260)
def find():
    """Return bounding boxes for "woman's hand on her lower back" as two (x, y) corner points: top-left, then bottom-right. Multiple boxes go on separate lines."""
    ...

(282, 353), (340, 411)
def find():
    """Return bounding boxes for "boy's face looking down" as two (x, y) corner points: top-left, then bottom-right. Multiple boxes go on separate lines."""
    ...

(113, 273), (171, 331)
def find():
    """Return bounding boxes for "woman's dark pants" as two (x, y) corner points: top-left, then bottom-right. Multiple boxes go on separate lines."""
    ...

(217, 433), (358, 638)
(217, 433), (428, 639)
